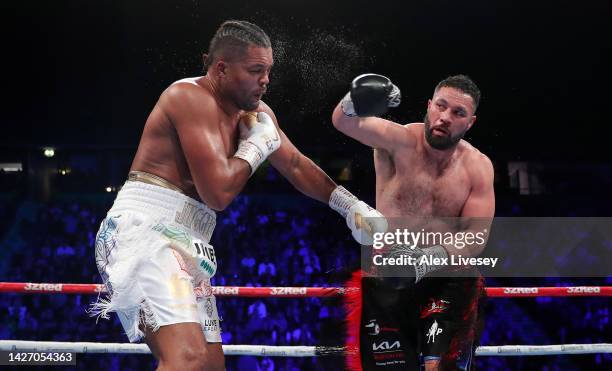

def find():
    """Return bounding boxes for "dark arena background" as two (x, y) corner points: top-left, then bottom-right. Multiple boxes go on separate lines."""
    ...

(1, 1), (610, 370)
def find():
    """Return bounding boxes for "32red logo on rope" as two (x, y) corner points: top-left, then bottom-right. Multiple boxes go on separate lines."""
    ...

(503, 287), (538, 294)
(270, 287), (307, 296)
(567, 287), (600, 294)
(24, 283), (63, 292)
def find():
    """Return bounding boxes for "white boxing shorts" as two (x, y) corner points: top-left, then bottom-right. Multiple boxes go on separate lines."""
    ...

(90, 180), (220, 343)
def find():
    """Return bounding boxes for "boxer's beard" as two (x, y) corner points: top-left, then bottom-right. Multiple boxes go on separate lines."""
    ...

(242, 99), (259, 111)
(237, 95), (259, 111)
(423, 114), (465, 150)
(232, 90), (260, 111)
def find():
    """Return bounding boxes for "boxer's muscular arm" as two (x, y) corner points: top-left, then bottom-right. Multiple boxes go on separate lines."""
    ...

(449, 154), (495, 257)
(331, 103), (415, 152)
(261, 104), (337, 203)
(260, 103), (388, 245)
(462, 154), (495, 218)
(269, 131), (337, 203)
(162, 85), (251, 211)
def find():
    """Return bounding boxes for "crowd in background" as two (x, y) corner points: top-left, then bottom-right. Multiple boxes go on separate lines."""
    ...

(0, 189), (610, 370)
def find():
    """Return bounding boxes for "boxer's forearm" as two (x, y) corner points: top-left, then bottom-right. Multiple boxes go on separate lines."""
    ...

(270, 150), (336, 204)
(332, 102), (410, 151)
(271, 144), (388, 246)
(282, 153), (336, 204)
(268, 132), (337, 204)
(196, 157), (252, 210)
(445, 218), (492, 258)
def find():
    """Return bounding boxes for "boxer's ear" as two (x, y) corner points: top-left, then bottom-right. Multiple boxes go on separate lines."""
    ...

(216, 60), (228, 78)
(467, 115), (477, 130)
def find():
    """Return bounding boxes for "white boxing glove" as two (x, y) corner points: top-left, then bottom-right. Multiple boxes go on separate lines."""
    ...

(234, 111), (281, 175)
(388, 244), (449, 283)
(329, 186), (388, 245)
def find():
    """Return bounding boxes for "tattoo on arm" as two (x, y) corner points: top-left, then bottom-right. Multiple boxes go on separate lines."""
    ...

(289, 153), (301, 170)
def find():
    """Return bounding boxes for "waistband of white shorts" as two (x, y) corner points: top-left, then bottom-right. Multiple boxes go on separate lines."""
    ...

(109, 180), (216, 242)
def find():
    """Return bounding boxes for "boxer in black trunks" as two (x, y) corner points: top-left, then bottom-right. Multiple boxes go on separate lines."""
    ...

(332, 74), (495, 370)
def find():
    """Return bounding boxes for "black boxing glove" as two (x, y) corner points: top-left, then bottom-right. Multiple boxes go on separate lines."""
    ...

(341, 74), (401, 117)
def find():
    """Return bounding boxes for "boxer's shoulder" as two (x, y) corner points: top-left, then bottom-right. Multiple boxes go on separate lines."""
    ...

(164, 77), (212, 101)
(391, 122), (422, 151)
(404, 122), (424, 135)
(171, 77), (202, 87)
(160, 78), (217, 119)
(400, 122), (423, 139)
(459, 142), (493, 181)
(459, 141), (491, 164)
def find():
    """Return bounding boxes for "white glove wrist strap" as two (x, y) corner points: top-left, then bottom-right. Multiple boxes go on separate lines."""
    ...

(414, 245), (449, 282)
(234, 141), (264, 175)
(329, 186), (359, 218)
(340, 92), (357, 117)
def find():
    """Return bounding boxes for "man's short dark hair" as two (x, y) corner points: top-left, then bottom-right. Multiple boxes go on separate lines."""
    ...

(204, 20), (271, 69)
(435, 75), (481, 112)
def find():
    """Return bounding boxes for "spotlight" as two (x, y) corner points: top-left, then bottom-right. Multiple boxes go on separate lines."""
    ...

(43, 147), (55, 158)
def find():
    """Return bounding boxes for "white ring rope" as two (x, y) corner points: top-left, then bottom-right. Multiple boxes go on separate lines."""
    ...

(0, 340), (610, 357)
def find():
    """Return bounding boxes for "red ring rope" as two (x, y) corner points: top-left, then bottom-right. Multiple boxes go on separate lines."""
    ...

(1, 282), (610, 297)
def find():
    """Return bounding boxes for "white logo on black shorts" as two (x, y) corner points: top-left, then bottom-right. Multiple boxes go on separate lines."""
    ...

(426, 320), (443, 343)
(365, 319), (380, 336)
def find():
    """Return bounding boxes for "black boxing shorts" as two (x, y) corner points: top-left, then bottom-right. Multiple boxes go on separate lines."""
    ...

(344, 271), (485, 371)
(415, 276), (485, 370)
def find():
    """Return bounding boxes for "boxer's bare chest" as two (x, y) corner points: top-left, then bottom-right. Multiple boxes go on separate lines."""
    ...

(217, 116), (240, 158)
(180, 114), (239, 195)
(375, 148), (471, 218)
(133, 108), (241, 197)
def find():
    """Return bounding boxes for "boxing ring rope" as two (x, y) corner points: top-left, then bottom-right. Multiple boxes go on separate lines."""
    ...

(1, 282), (611, 297)
(1, 282), (611, 357)
(0, 340), (611, 357)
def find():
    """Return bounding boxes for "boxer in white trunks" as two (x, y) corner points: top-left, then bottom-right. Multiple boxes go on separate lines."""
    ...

(91, 20), (386, 371)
